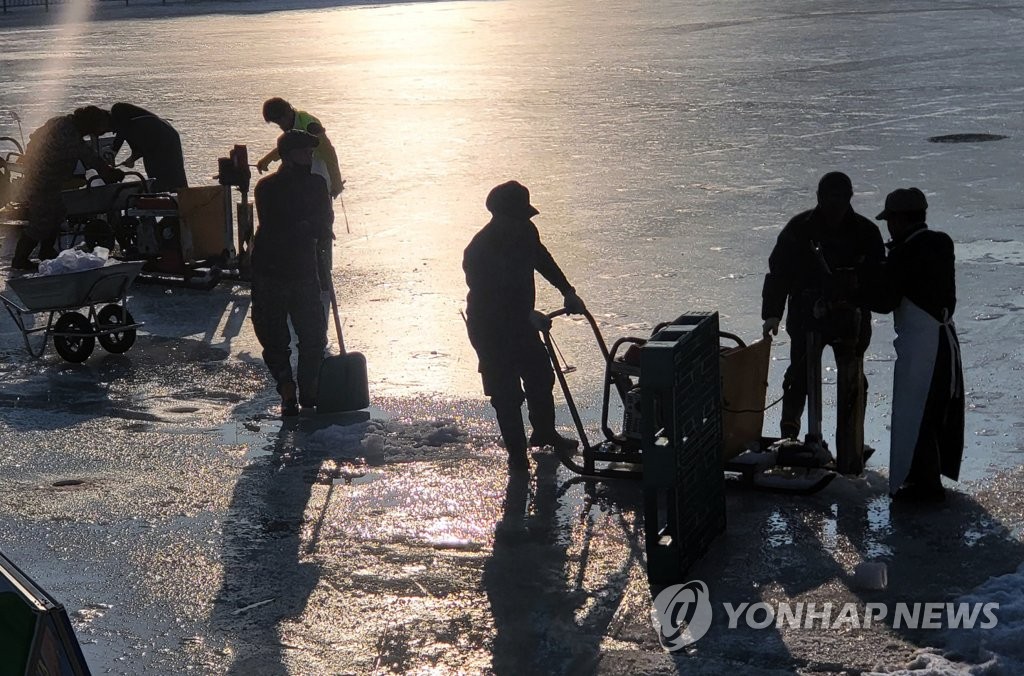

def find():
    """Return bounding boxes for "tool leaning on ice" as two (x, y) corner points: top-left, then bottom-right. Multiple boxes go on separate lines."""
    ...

(250, 130), (334, 417)
(463, 180), (586, 472)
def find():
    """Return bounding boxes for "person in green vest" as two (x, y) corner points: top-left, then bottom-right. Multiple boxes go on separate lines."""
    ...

(256, 98), (344, 200)
(256, 97), (344, 286)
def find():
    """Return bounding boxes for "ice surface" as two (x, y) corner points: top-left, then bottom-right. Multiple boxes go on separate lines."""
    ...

(1, 0), (1022, 673)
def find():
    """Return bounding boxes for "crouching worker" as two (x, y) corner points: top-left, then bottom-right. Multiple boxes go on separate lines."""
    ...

(251, 130), (333, 416)
(12, 106), (123, 271)
(463, 181), (586, 471)
(864, 188), (964, 502)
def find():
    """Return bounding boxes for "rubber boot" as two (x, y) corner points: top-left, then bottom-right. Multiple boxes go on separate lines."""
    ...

(37, 235), (59, 261)
(277, 381), (299, 417)
(527, 403), (578, 452)
(495, 405), (529, 472)
(11, 234), (39, 272)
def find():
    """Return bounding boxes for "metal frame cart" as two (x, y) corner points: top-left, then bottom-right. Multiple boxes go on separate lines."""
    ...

(1, 261), (145, 362)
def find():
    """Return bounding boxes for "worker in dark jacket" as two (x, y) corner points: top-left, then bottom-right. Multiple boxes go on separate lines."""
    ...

(864, 188), (963, 502)
(464, 181), (586, 471)
(251, 130), (333, 416)
(11, 106), (122, 271)
(761, 172), (885, 460)
(107, 102), (188, 192)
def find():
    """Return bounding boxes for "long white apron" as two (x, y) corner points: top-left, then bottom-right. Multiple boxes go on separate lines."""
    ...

(889, 299), (940, 493)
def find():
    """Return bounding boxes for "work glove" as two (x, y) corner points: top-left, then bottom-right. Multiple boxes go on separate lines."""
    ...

(331, 179), (346, 200)
(762, 317), (781, 339)
(563, 292), (586, 315)
(530, 310), (552, 333)
(119, 156), (137, 169)
(256, 157), (272, 173)
(103, 168), (125, 183)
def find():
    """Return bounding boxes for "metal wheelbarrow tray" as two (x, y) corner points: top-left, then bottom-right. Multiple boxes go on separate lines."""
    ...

(1, 261), (145, 362)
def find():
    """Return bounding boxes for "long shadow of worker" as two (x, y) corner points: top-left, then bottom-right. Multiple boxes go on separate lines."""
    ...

(679, 472), (1024, 672)
(215, 411), (370, 675)
(483, 454), (647, 674)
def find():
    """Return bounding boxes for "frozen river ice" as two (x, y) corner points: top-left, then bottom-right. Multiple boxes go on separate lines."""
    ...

(1, 0), (1022, 474)
(1, 0), (1023, 673)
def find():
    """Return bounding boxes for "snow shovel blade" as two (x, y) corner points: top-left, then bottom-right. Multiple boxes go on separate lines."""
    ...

(317, 352), (369, 413)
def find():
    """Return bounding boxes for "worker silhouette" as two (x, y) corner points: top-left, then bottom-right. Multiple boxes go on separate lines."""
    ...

(463, 181), (585, 471)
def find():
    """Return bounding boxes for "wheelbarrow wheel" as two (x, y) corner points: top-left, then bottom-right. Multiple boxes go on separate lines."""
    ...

(96, 304), (136, 354)
(53, 312), (95, 363)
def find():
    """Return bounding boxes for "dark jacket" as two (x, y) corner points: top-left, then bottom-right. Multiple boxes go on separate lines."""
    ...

(463, 215), (574, 350)
(19, 115), (105, 201)
(252, 164), (333, 282)
(863, 223), (956, 322)
(110, 103), (187, 190)
(761, 207), (885, 329)
(110, 103), (177, 155)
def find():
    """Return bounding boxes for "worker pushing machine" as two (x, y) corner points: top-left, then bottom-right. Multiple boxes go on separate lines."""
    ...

(463, 181), (586, 472)
(761, 172), (885, 473)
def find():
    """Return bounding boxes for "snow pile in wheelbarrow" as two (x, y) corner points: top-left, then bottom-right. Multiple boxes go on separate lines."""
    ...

(38, 246), (116, 276)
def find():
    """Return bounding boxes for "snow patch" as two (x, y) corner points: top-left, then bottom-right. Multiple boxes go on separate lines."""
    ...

(869, 563), (1024, 675)
(307, 418), (469, 463)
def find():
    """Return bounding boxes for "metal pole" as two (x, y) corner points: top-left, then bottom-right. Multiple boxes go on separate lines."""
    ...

(805, 327), (824, 451)
(338, 193), (350, 234)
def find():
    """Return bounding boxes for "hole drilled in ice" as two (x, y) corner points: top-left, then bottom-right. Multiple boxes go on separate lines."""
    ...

(927, 133), (1008, 143)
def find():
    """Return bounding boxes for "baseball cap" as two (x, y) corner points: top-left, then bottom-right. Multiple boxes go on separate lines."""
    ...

(485, 180), (539, 219)
(876, 188), (928, 220)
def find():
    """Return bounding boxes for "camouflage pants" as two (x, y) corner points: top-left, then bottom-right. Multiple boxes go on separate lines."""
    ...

(251, 276), (327, 407)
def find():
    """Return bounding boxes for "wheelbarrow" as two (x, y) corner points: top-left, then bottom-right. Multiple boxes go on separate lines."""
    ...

(1, 261), (145, 362)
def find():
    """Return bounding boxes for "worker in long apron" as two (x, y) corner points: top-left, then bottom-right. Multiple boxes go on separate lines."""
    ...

(864, 188), (964, 502)
(11, 106), (123, 271)
(463, 181), (586, 472)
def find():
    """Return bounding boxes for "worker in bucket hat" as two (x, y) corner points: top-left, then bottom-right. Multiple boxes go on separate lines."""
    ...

(463, 181), (586, 472)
